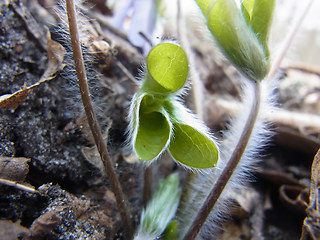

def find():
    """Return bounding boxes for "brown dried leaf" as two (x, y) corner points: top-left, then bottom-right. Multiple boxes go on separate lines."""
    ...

(0, 156), (30, 182)
(0, 85), (31, 110)
(309, 149), (320, 214)
(0, 220), (30, 240)
(10, 0), (47, 51)
(301, 148), (320, 240)
(30, 209), (62, 236)
(41, 29), (66, 81)
(0, 29), (65, 110)
(81, 145), (105, 173)
(79, 119), (112, 172)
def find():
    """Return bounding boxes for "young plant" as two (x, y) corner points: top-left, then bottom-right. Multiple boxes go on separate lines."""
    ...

(128, 42), (219, 169)
(180, 0), (276, 239)
(134, 173), (181, 239)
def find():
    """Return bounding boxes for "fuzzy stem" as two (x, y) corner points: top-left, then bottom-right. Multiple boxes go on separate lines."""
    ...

(65, 0), (133, 238)
(143, 166), (152, 207)
(183, 82), (261, 240)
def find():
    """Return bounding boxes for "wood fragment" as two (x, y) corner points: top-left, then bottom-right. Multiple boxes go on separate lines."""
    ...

(0, 178), (36, 193)
(9, 0), (47, 51)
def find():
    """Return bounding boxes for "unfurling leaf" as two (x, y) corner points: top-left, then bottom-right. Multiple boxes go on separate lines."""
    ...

(169, 123), (218, 168)
(143, 43), (189, 94)
(195, 0), (272, 82)
(134, 95), (171, 161)
(241, 0), (276, 58)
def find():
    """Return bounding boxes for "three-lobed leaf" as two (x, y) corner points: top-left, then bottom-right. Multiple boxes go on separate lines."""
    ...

(169, 123), (218, 168)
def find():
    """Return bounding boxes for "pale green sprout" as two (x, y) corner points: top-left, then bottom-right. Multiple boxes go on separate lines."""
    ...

(134, 174), (181, 239)
(129, 42), (219, 169)
(195, 0), (275, 82)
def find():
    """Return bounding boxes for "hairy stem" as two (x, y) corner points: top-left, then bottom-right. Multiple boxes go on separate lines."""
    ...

(65, 0), (133, 238)
(143, 166), (152, 207)
(183, 82), (261, 240)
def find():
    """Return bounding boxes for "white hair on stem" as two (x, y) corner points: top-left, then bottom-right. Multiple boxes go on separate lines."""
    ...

(177, 76), (277, 239)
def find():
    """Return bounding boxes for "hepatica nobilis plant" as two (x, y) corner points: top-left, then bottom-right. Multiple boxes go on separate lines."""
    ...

(128, 42), (219, 169)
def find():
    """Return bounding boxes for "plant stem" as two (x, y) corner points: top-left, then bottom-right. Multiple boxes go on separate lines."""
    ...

(143, 166), (152, 207)
(183, 82), (261, 240)
(65, 0), (133, 238)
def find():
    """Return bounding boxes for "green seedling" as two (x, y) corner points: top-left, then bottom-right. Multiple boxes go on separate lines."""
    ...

(182, 0), (277, 239)
(128, 42), (219, 169)
(195, 0), (275, 82)
(134, 174), (181, 239)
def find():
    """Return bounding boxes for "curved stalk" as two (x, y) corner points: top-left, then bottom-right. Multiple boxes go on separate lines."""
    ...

(183, 82), (261, 240)
(65, 0), (133, 238)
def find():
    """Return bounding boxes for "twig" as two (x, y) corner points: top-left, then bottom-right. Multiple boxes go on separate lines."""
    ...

(183, 82), (261, 240)
(209, 97), (320, 136)
(115, 60), (139, 85)
(0, 178), (36, 193)
(82, 7), (129, 42)
(268, 0), (315, 81)
(65, 0), (133, 238)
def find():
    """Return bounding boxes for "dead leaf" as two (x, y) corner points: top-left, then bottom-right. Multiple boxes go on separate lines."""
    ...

(29, 209), (62, 237)
(0, 86), (31, 110)
(9, 0), (47, 51)
(79, 118), (112, 172)
(0, 156), (30, 182)
(301, 148), (320, 240)
(0, 220), (30, 240)
(0, 29), (65, 110)
(81, 145), (105, 173)
(41, 29), (66, 81)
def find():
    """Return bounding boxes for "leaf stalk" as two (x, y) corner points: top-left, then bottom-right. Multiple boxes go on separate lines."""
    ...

(65, 0), (133, 238)
(183, 82), (261, 240)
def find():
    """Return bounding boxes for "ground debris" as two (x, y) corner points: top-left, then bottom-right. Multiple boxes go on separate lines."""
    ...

(22, 183), (117, 240)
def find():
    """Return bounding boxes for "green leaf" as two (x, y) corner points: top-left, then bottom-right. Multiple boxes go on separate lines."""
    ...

(143, 43), (189, 94)
(162, 220), (178, 240)
(169, 123), (218, 168)
(137, 174), (181, 238)
(241, 0), (255, 23)
(250, 0), (276, 58)
(195, 0), (269, 81)
(134, 95), (171, 161)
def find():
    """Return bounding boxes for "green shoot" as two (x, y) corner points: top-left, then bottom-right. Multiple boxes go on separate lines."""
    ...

(195, 0), (275, 82)
(128, 42), (219, 169)
(135, 174), (181, 239)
